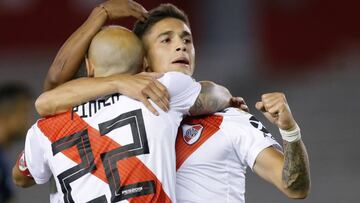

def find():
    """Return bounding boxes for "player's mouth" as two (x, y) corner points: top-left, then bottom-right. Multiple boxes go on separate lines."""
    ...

(171, 57), (190, 68)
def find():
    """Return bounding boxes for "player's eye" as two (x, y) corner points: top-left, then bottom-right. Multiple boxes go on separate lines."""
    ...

(161, 38), (170, 43)
(183, 38), (192, 44)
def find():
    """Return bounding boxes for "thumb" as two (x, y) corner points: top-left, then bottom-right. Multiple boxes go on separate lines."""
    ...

(262, 112), (277, 124)
(255, 101), (265, 112)
(230, 97), (244, 107)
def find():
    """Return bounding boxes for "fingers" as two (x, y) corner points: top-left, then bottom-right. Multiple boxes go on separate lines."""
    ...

(130, 1), (148, 21)
(152, 82), (169, 111)
(142, 85), (169, 112)
(266, 102), (283, 116)
(231, 97), (244, 105)
(133, 1), (149, 18)
(102, 0), (148, 21)
(137, 72), (170, 110)
(153, 81), (170, 101)
(130, 72), (170, 112)
(256, 92), (295, 127)
(255, 101), (265, 112)
(260, 99), (279, 116)
(130, 0), (148, 13)
(129, 10), (146, 22)
(255, 101), (278, 124)
(262, 112), (277, 124)
(261, 93), (287, 106)
(240, 104), (249, 112)
(230, 97), (249, 112)
(139, 96), (159, 116)
(255, 101), (278, 118)
(142, 11), (149, 19)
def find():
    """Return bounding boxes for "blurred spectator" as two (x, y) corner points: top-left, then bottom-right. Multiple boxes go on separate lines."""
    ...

(0, 83), (33, 203)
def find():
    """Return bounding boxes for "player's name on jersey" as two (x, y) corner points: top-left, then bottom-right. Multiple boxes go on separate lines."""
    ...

(71, 93), (121, 118)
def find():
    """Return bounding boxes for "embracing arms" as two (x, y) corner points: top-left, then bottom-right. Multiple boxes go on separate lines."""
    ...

(43, 0), (148, 91)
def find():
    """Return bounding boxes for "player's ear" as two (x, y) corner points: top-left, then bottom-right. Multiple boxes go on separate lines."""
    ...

(142, 57), (151, 72)
(85, 57), (95, 77)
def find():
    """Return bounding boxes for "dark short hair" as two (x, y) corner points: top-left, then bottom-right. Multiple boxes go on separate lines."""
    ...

(133, 3), (190, 39)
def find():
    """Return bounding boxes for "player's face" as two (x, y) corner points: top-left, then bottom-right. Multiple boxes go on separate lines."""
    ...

(142, 18), (195, 76)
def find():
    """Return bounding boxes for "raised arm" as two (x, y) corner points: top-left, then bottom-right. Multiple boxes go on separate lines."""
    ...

(253, 92), (310, 199)
(43, 6), (107, 91)
(43, 0), (148, 91)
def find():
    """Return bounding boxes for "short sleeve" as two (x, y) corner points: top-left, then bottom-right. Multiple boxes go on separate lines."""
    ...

(158, 72), (201, 115)
(241, 124), (282, 170)
(222, 111), (281, 170)
(24, 123), (52, 184)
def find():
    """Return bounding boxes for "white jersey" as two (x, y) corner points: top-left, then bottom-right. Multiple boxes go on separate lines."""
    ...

(24, 72), (201, 203)
(175, 108), (281, 203)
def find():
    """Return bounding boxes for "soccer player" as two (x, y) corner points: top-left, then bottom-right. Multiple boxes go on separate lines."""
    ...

(19, 1), (310, 202)
(132, 4), (310, 201)
(131, 5), (310, 201)
(12, 26), (235, 202)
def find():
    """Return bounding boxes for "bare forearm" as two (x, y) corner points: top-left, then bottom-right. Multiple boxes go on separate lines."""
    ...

(44, 6), (107, 91)
(282, 140), (310, 197)
(189, 81), (231, 116)
(37, 76), (120, 116)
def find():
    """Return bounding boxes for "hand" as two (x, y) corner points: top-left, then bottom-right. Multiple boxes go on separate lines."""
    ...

(230, 97), (249, 112)
(101, 0), (148, 21)
(255, 92), (297, 130)
(114, 72), (170, 116)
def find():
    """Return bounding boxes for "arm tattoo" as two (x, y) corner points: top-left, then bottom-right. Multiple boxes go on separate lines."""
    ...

(282, 140), (310, 192)
(189, 93), (220, 115)
(189, 81), (230, 116)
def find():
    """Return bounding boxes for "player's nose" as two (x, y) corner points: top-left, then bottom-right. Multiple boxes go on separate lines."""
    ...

(175, 38), (187, 52)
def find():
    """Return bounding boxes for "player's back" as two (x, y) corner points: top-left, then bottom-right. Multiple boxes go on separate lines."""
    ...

(25, 72), (201, 203)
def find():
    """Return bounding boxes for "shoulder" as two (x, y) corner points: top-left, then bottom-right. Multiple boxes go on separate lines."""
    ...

(216, 108), (273, 139)
(158, 72), (200, 105)
(216, 107), (254, 128)
(26, 121), (49, 140)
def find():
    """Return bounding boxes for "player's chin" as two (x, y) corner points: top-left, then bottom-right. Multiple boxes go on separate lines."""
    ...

(168, 65), (193, 76)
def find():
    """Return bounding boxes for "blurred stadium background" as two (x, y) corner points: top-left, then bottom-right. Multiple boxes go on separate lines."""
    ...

(1, 0), (359, 202)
